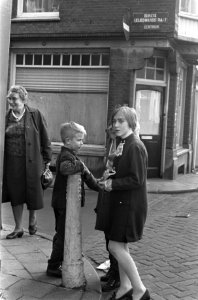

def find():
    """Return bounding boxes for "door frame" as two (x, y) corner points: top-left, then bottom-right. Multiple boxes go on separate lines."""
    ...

(135, 84), (165, 177)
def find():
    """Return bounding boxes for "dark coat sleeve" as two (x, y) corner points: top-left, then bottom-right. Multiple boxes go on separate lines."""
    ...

(31, 109), (52, 164)
(82, 171), (101, 192)
(59, 153), (84, 175)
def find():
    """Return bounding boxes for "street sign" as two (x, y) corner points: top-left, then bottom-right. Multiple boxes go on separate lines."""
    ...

(123, 9), (131, 41)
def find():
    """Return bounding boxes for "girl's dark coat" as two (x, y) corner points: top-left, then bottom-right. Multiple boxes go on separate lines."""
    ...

(2, 105), (52, 210)
(106, 133), (148, 243)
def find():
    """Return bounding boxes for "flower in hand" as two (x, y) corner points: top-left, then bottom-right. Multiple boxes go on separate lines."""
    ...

(98, 179), (112, 192)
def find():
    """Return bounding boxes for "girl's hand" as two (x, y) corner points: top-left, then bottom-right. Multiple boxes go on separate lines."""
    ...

(98, 179), (112, 192)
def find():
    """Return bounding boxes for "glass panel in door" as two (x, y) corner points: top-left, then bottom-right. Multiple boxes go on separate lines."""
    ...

(135, 88), (163, 178)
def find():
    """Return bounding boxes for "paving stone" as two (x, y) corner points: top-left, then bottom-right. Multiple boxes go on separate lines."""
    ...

(85, 193), (198, 299)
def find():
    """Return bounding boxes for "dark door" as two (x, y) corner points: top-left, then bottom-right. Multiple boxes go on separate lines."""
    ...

(135, 85), (164, 178)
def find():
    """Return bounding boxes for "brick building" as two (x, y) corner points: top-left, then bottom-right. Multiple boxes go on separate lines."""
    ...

(9, 0), (198, 178)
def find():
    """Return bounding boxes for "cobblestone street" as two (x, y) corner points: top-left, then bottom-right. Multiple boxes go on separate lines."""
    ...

(83, 192), (198, 300)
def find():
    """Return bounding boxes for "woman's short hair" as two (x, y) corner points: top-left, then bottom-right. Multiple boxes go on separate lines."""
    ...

(7, 85), (28, 103)
(110, 105), (138, 132)
(60, 121), (87, 143)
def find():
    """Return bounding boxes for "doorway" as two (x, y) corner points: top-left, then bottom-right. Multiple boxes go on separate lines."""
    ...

(135, 85), (164, 177)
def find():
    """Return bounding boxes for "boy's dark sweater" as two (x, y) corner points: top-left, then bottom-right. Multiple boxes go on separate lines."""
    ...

(52, 146), (100, 209)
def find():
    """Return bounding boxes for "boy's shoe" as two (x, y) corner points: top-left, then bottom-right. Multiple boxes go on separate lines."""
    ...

(102, 277), (120, 292)
(100, 269), (112, 282)
(46, 265), (62, 278)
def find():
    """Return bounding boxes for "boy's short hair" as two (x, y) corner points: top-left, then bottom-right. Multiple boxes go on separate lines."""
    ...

(60, 121), (87, 143)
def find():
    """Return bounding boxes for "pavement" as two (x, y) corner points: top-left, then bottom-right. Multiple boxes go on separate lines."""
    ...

(1, 173), (198, 300)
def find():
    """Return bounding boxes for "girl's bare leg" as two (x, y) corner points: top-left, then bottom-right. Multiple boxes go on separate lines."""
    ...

(108, 240), (146, 300)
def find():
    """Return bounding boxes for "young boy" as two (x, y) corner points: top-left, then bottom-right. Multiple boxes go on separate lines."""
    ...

(47, 121), (100, 277)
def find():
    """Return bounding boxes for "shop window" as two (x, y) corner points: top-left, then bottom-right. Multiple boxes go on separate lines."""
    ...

(34, 54), (42, 65)
(53, 54), (61, 66)
(43, 55), (52, 65)
(16, 54), (24, 65)
(91, 54), (100, 66)
(16, 0), (59, 19)
(81, 55), (90, 66)
(102, 54), (110, 66)
(62, 55), (70, 66)
(25, 54), (33, 65)
(72, 55), (81, 66)
(16, 53), (109, 68)
(136, 57), (166, 82)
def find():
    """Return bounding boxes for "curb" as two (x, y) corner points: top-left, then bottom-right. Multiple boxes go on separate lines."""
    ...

(148, 187), (198, 194)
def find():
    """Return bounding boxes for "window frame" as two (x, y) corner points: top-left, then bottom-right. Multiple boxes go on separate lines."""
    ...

(179, 0), (198, 16)
(16, 0), (59, 20)
(175, 67), (186, 148)
(136, 56), (167, 86)
(15, 53), (110, 68)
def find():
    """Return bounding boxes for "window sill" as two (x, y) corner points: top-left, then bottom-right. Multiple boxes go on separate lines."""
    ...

(12, 16), (60, 22)
(178, 12), (198, 21)
(176, 148), (189, 157)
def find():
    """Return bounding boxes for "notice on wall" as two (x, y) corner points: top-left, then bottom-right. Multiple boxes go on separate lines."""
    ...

(131, 12), (169, 30)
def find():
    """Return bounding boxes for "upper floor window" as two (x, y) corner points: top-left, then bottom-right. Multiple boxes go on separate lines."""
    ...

(180, 0), (198, 15)
(17, 0), (59, 19)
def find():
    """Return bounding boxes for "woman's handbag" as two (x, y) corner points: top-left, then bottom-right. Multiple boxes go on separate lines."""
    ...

(95, 190), (111, 232)
(41, 167), (53, 190)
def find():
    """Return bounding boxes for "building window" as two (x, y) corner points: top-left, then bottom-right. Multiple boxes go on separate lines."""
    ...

(180, 0), (198, 15)
(17, 0), (59, 19)
(16, 53), (109, 67)
(136, 57), (166, 82)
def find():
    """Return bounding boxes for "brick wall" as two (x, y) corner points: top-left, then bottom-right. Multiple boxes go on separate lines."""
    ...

(11, 0), (176, 39)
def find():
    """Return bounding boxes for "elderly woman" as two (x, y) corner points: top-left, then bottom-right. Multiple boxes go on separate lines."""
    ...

(2, 85), (52, 239)
(99, 106), (150, 300)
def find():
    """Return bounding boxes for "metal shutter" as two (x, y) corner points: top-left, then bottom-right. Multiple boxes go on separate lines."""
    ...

(16, 67), (109, 92)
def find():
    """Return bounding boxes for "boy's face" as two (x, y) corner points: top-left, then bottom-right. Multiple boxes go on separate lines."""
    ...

(67, 132), (84, 152)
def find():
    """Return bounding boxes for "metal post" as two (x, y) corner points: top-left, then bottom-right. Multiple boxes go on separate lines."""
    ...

(0, 0), (13, 228)
(62, 174), (86, 288)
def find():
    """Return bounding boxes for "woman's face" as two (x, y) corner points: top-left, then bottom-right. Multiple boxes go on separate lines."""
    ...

(7, 92), (25, 112)
(112, 110), (132, 139)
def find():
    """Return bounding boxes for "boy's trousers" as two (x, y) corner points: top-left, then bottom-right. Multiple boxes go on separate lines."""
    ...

(48, 208), (66, 269)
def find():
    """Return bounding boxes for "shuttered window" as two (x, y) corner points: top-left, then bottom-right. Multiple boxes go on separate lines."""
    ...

(16, 68), (109, 92)
(15, 52), (109, 92)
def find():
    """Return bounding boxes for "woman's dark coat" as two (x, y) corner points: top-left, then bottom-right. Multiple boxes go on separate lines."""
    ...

(106, 133), (148, 243)
(2, 105), (52, 210)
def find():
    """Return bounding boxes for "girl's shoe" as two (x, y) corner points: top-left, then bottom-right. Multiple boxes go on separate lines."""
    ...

(108, 288), (133, 300)
(139, 289), (150, 300)
(29, 224), (37, 235)
(6, 230), (24, 239)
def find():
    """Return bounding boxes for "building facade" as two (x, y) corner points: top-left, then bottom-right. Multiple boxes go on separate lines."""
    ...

(9, 0), (198, 178)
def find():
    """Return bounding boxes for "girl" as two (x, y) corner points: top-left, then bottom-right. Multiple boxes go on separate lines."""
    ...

(99, 106), (150, 300)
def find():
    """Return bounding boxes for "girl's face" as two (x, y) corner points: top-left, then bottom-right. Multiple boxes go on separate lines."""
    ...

(7, 92), (25, 113)
(112, 110), (132, 139)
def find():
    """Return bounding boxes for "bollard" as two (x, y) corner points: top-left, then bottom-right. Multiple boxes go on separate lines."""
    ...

(62, 174), (86, 288)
